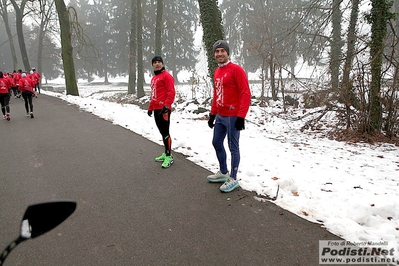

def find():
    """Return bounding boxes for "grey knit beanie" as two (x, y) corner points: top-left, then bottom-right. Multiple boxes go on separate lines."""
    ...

(213, 40), (230, 55)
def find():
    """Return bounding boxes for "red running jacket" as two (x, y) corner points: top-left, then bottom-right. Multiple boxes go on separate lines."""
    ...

(18, 77), (35, 93)
(149, 70), (176, 111)
(211, 62), (251, 118)
(0, 77), (11, 94)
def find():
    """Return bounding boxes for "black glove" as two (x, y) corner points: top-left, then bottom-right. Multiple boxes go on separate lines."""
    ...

(208, 114), (216, 129)
(161, 106), (170, 113)
(235, 117), (245, 130)
(147, 110), (153, 117)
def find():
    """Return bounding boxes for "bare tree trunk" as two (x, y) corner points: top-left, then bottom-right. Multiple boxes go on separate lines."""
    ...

(269, 54), (277, 101)
(155, 0), (163, 56)
(128, 0), (137, 95)
(36, 0), (54, 86)
(29, 0), (55, 87)
(330, 0), (342, 92)
(368, 0), (393, 132)
(169, 19), (178, 83)
(198, 0), (224, 81)
(37, 22), (44, 84)
(385, 60), (398, 135)
(384, 0), (399, 134)
(54, 0), (79, 96)
(136, 0), (145, 98)
(104, 69), (109, 84)
(0, 0), (18, 70)
(280, 67), (286, 112)
(260, 59), (266, 99)
(10, 0), (30, 71)
(341, 0), (360, 129)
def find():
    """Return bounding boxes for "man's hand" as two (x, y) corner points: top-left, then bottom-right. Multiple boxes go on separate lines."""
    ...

(208, 114), (216, 129)
(235, 117), (245, 130)
(161, 106), (169, 113)
(147, 110), (153, 117)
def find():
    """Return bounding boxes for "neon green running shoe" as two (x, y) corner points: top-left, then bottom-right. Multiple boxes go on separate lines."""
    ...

(161, 155), (174, 168)
(155, 153), (166, 162)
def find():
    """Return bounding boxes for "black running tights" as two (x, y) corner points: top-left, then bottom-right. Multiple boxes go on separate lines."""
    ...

(154, 109), (172, 156)
(0, 94), (10, 115)
(22, 92), (33, 113)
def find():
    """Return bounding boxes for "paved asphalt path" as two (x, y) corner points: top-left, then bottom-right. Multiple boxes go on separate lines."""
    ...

(0, 94), (355, 266)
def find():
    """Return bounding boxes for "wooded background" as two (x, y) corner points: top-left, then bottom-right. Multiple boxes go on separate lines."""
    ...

(0, 0), (398, 135)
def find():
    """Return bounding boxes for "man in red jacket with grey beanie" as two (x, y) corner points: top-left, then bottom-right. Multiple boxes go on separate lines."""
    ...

(207, 40), (251, 193)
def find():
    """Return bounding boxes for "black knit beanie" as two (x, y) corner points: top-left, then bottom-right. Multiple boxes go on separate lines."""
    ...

(152, 56), (163, 64)
(213, 40), (230, 55)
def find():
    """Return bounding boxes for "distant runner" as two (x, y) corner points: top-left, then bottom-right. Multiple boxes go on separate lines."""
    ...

(0, 71), (12, 121)
(18, 72), (35, 118)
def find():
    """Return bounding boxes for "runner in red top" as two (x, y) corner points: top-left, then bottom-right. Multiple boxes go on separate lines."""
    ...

(207, 40), (251, 193)
(9, 71), (18, 98)
(18, 72), (35, 118)
(148, 56), (176, 169)
(13, 70), (22, 98)
(32, 68), (41, 94)
(4, 72), (13, 97)
(0, 71), (12, 121)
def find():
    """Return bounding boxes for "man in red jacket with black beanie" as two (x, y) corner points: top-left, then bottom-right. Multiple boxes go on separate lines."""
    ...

(148, 56), (176, 169)
(207, 40), (251, 193)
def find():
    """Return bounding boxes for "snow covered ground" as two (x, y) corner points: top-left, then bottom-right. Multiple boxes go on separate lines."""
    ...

(43, 77), (399, 262)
